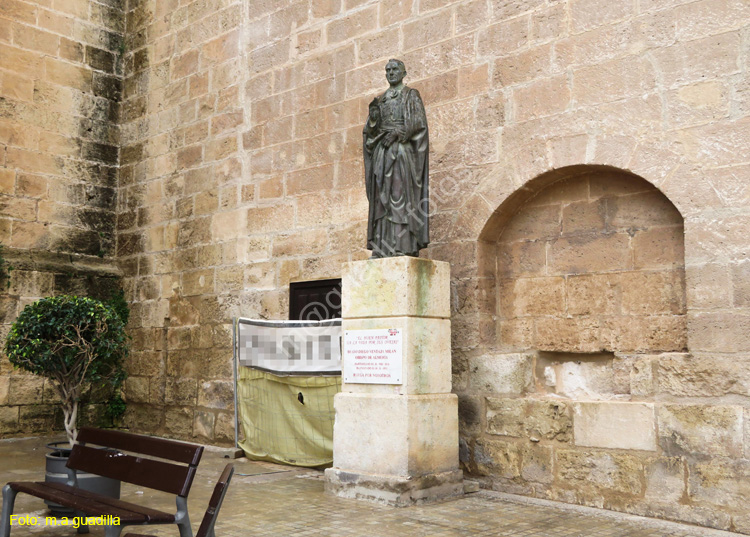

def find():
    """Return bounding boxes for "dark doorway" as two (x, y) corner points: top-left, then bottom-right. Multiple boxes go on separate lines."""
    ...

(289, 279), (342, 321)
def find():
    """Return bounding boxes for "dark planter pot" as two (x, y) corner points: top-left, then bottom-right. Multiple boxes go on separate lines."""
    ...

(45, 442), (121, 517)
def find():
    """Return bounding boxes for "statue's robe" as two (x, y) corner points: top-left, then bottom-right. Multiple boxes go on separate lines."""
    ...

(363, 85), (429, 258)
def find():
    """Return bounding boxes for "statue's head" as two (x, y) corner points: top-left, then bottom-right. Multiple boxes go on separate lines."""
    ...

(385, 59), (406, 87)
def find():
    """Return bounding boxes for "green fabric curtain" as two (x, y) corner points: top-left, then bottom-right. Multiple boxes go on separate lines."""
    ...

(237, 368), (341, 467)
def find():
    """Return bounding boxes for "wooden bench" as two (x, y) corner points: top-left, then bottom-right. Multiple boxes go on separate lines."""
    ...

(124, 463), (234, 537)
(0, 427), (204, 537)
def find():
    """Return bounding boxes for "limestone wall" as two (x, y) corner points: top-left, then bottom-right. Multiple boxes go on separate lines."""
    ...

(456, 166), (745, 529)
(496, 170), (687, 354)
(118, 0), (249, 443)
(0, 0), (122, 255)
(0, 0), (124, 436)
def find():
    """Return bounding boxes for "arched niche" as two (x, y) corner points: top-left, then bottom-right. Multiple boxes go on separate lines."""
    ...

(478, 165), (686, 355)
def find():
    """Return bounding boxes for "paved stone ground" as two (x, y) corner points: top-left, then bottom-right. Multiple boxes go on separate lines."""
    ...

(0, 436), (744, 537)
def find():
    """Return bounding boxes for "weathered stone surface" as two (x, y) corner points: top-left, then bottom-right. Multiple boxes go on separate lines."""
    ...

(324, 468), (464, 507)
(197, 380), (234, 409)
(688, 312), (750, 353)
(548, 233), (631, 274)
(566, 273), (620, 316)
(556, 450), (643, 495)
(574, 402), (657, 451)
(8, 375), (44, 405)
(625, 354), (659, 396)
(214, 411), (235, 443)
(603, 314), (687, 353)
(734, 514), (750, 535)
(331, 392), (458, 477)
(471, 438), (521, 479)
(486, 397), (525, 437)
(535, 316), (602, 353)
(536, 352), (615, 399)
(193, 410), (215, 441)
(486, 396), (572, 443)
(164, 406), (193, 437)
(494, 172), (687, 357)
(620, 270), (685, 315)
(520, 443), (553, 484)
(507, 277), (565, 317)
(124, 376), (149, 404)
(1, 0), (748, 528)
(644, 457), (685, 505)
(124, 403), (163, 434)
(165, 378), (197, 405)
(19, 404), (58, 432)
(0, 376), (9, 406)
(688, 458), (750, 507)
(635, 500), (733, 533)
(658, 404), (743, 458)
(343, 257), (450, 319)
(0, 406), (19, 434)
(457, 393), (482, 434)
(658, 353), (750, 396)
(525, 399), (573, 442)
(469, 353), (533, 394)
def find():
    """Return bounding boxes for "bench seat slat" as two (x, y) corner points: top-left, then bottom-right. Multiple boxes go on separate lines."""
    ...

(67, 445), (196, 497)
(11, 483), (141, 522)
(8, 482), (173, 524)
(77, 427), (203, 466)
(40, 483), (175, 521)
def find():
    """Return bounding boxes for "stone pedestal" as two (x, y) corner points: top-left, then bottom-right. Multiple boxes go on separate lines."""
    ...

(324, 257), (463, 506)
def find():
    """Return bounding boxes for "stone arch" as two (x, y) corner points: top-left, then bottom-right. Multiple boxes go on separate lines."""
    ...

(477, 164), (686, 240)
(447, 122), (695, 244)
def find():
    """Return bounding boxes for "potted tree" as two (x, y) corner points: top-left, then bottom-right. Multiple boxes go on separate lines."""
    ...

(4, 295), (129, 513)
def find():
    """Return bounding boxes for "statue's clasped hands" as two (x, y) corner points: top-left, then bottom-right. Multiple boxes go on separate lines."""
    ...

(383, 128), (405, 147)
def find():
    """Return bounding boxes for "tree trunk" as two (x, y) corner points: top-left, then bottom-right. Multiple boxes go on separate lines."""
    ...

(62, 398), (78, 447)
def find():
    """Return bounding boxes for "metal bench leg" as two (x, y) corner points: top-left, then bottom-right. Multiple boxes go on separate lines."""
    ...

(175, 496), (193, 537)
(0, 485), (17, 537)
(103, 525), (123, 537)
(75, 512), (89, 534)
(177, 520), (193, 537)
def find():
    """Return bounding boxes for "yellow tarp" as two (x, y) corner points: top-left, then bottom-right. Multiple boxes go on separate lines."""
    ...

(237, 368), (341, 467)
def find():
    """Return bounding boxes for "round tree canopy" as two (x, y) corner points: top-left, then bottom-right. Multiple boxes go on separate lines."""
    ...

(4, 295), (128, 387)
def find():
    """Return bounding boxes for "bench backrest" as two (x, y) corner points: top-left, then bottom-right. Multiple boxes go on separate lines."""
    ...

(66, 427), (204, 497)
(196, 464), (234, 537)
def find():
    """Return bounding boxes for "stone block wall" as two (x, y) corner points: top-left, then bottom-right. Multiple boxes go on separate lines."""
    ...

(0, 0), (122, 255)
(495, 170), (686, 354)
(0, 0), (125, 437)
(460, 354), (750, 532)
(117, 0), (251, 443)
